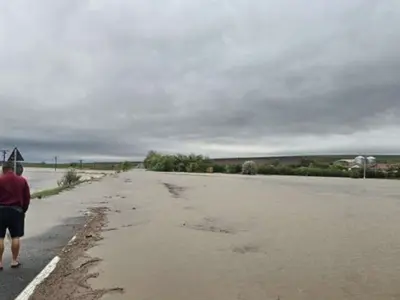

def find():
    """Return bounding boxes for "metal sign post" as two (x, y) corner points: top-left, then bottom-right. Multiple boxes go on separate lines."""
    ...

(0, 149), (8, 164)
(13, 148), (17, 174)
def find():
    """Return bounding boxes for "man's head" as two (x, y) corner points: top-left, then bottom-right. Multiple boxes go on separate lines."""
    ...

(2, 162), (14, 174)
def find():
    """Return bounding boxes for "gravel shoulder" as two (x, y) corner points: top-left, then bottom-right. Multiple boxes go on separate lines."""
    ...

(31, 207), (124, 300)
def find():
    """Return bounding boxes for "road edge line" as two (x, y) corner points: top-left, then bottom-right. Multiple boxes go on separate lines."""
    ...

(67, 235), (77, 245)
(14, 234), (77, 300)
(14, 256), (60, 300)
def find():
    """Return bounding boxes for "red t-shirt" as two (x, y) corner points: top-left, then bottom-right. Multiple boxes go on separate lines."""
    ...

(0, 171), (31, 212)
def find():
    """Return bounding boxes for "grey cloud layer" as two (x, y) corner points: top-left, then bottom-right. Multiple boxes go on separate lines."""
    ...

(0, 0), (399, 161)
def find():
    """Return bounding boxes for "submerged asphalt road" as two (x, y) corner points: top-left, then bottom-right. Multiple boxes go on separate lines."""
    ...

(0, 168), (106, 300)
(0, 217), (85, 300)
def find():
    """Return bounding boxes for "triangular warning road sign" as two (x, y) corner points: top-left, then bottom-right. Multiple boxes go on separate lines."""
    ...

(7, 147), (24, 162)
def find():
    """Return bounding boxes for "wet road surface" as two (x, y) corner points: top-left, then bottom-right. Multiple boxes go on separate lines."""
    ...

(0, 217), (85, 300)
(0, 168), (106, 300)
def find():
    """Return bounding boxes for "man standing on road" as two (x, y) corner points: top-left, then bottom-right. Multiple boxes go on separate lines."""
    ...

(0, 161), (30, 269)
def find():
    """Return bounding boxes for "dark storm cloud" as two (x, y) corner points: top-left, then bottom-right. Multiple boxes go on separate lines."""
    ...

(0, 0), (399, 161)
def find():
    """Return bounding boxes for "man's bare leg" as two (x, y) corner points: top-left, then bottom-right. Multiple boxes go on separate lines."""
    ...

(11, 238), (20, 266)
(0, 238), (4, 269)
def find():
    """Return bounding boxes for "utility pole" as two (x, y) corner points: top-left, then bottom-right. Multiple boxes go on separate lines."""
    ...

(0, 149), (8, 164)
(363, 157), (367, 179)
(355, 155), (375, 180)
(79, 159), (83, 169)
(13, 148), (17, 174)
(54, 156), (58, 171)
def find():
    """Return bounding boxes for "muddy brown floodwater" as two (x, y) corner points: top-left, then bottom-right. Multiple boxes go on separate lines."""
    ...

(32, 171), (400, 300)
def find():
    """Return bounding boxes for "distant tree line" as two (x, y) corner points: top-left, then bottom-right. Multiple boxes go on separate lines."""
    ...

(143, 151), (400, 179)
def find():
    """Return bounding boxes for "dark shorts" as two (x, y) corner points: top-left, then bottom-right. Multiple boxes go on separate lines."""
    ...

(0, 207), (25, 239)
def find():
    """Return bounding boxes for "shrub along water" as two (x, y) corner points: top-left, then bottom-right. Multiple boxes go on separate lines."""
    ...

(57, 168), (82, 187)
(32, 168), (83, 199)
(143, 151), (400, 179)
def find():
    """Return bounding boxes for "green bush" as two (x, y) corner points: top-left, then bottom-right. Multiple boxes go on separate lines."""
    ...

(258, 165), (278, 175)
(349, 169), (361, 178)
(211, 164), (226, 173)
(257, 164), (350, 177)
(349, 168), (388, 179)
(143, 151), (211, 172)
(57, 168), (81, 187)
(242, 160), (257, 175)
(120, 161), (133, 171)
(225, 164), (242, 174)
(366, 169), (386, 178)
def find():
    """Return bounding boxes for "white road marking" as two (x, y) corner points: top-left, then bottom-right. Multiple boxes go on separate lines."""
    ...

(14, 234), (77, 299)
(68, 235), (77, 245)
(14, 256), (60, 300)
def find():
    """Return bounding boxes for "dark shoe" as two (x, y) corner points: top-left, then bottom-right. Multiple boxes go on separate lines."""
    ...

(11, 262), (21, 269)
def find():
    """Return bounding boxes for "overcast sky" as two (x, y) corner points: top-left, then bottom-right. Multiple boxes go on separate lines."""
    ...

(0, 0), (399, 162)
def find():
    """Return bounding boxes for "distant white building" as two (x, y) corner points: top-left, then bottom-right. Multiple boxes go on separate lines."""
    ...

(334, 156), (377, 170)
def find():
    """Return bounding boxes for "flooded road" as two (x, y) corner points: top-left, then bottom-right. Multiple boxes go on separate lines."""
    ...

(4, 169), (400, 299)
(82, 172), (400, 300)
(23, 168), (111, 192)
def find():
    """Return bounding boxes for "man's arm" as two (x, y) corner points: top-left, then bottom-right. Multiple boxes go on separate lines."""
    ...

(22, 180), (31, 213)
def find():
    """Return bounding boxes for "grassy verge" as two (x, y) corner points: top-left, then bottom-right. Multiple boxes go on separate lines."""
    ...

(31, 181), (85, 199)
(31, 173), (113, 200)
(31, 186), (66, 199)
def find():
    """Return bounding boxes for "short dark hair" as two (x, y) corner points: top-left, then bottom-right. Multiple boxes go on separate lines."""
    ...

(2, 161), (14, 172)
